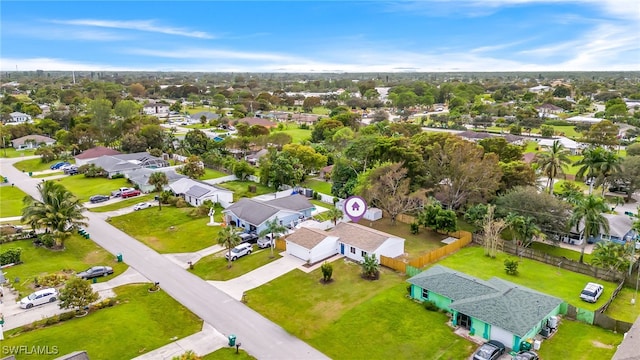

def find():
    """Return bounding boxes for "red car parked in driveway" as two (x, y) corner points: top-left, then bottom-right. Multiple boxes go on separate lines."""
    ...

(121, 189), (141, 198)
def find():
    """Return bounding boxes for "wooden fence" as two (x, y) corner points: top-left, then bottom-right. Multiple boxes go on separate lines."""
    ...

(275, 238), (286, 251)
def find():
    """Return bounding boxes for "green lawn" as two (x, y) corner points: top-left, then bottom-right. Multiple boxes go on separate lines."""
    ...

(202, 348), (255, 360)
(361, 218), (446, 257)
(604, 286), (640, 323)
(0, 185), (28, 217)
(89, 194), (156, 212)
(56, 176), (130, 202)
(272, 128), (312, 143)
(0, 147), (36, 158)
(200, 168), (228, 180)
(436, 246), (618, 311)
(2, 284), (202, 360)
(32, 171), (63, 178)
(537, 319), (621, 360)
(246, 260), (475, 359)
(190, 246), (279, 281)
(217, 181), (273, 201)
(529, 241), (593, 263)
(524, 141), (539, 153)
(303, 179), (332, 194)
(109, 206), (223, 253)
(1, 235), (128, 295)
(13, 158), (69, 173)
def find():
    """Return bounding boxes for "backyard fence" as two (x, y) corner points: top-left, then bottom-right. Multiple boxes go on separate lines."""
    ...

(380, 256), (406, 273)
(275, 238), (286, 251)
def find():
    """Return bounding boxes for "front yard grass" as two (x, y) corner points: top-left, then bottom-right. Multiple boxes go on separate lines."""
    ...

(273, 128), (312, 143)
(200, 167), (228, 180)
(1, 235), (128, 295)
(13, 157), (67, 172)
(0, 184), (28, 217)
(89, 194), (156, 212)
(0, 148), (35, 158)
(604, 286), (640, 323)
(202, 348), (255, 360)
(109, 206), (223, 253)
(56, 176), (130, 202)
(303, 179), (332, 194)
(2, 284), (202, 359)
(436, 246), (618, 312)
(537, 319), (621, 360)
(246, 260), (475, 359)
(360, 218), (446, 257)
(190, 246), (279, 281)
(217, 181), (273, 201)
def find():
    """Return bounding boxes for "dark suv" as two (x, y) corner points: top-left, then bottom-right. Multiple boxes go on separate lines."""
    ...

(239, 233), (259, 244)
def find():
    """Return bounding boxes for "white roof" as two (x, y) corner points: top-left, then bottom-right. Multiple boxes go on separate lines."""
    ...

(566, 116), (601, 123)
(537, 136), (583, 149)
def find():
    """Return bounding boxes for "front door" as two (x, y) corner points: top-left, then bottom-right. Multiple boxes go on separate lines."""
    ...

(340, 243), (345, 255)
(457, 313), (471, 329)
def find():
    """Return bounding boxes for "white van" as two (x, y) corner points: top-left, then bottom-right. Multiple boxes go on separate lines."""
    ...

(580, 282), (604, 303)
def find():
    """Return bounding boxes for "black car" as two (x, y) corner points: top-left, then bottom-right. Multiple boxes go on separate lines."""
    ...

(65, 167), (79, 175)
(239, 233), (259, 244)
(514, 350), (539, 360)
(472, 340), (505, 360)
(89, 195), (110, 203)
(77, 266), (114, 279)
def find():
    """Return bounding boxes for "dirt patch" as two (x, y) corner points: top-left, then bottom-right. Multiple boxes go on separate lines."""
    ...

(83, 250), (103, 263)
(591, 340), (614, 349)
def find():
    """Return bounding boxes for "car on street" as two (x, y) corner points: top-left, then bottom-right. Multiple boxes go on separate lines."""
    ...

(225, 243), (253, 261)
(513, 350), (539, 360)
(133, 202), (152, 211)
(472, 340), (505, 360)
(77, 265), (114, 280)
(239, 232), (259, 244)
(121, 189), (141, 198)
(50, 162), (70, 170)
(580, 282), (604, 303)
(19, 288), (58, 309)
(89, 195), (110, 203)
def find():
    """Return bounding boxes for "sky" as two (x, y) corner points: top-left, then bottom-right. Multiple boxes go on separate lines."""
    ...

(1, 0), (639, 72)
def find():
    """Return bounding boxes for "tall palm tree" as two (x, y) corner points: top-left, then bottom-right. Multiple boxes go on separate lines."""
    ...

(148, 172), (169, 211)
(259, 217), (288, 258)
(597, 150), (622, 196)
(506, 213), (540, 252)
(217, 226), (241, 269)
(22, 181), (87, 248)
(535, 140), (571, 194)
(569, 195), (610, 263)
(325, 207), (344, 226)
(574, 147), (607, 194)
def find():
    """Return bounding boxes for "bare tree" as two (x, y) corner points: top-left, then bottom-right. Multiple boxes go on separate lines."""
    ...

(482, 205), (507, 258)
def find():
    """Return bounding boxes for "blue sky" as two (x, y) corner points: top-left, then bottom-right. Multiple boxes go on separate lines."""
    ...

(1, 1), (638, 72)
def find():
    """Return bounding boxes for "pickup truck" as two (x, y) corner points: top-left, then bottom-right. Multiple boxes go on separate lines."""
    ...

(111, 187), (133, 197)
(120, 189), (141, 198)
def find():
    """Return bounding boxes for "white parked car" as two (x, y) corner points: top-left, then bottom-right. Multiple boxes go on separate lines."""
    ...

(257, 234), (274, 249)
(225, 243), (253, 261)
(19, 288), (58, 309)
(133, 202), (152, 211)
(580, 282), (604, 303)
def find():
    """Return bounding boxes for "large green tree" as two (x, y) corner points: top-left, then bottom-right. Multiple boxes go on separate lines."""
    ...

(22, 181), (87, 248)
(259, 150), (305, 190)
(569, 195), (610, 263)
(58, 277), (99, 314)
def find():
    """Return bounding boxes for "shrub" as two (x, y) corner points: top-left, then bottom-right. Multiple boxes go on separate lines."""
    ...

(37, 272), (70, 288)
(504, 258), (519, 275)
(111, 173), (125, 179)
(59, 311), (75, 321)
(424, 301), (439, 311)
(321, 262), (333, 282)
(0, 247), (22, 265)
(175, 198), (188, 208)
(410, 222), (420, 235)
(45, 315), (60, 326)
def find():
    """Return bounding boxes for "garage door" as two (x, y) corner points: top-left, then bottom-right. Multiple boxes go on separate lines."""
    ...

(286, 242), (309, 262)
(490, 325), (514, 349)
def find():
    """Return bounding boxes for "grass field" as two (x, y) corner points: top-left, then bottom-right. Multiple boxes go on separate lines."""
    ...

(217, 181), (273, 201)
(0, 184), (28, 217)
(56, 176), (130, 202)
(537, 319), (621, 360)
(109, 206), (224, 253)
(13, 158), (69, 172)
(1, 235), (128, 295)
(303, 179), (332, 194)
(436, 246), (617, 312)
(190, 246), (279, 281)
(272, 128), (312, 143)
(529, 241), (593, 263)
(32, 171), (63, 178)
(89, 194), (156, 212)
(2, 284), (202, 360)
(604, 286), (640, 323)
(361, 218), (446, 257)
(246, 260), (475, 359)
(202, 348), (255, 360)
(0, 148), (36, 158)
(200, 168), (228, 180)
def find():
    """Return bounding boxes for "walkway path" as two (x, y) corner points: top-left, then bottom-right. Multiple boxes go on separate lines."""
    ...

(133, 323), (228, 360)
(0, 156), (329, 360)
(164, 244), (225, 269)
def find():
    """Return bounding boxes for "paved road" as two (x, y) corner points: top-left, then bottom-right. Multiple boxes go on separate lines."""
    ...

(0, 157), (328, 360)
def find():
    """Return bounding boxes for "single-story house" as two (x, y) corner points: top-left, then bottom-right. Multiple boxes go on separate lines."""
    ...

(87, 152), (168, 178)
(237, 117), (278, 129)
(6, 112), (32, 124)
(564, 213), (637, 246)
(528, 85), (551, 93)
(285, 227), (339, 264)
(536, 136), (584, 155)
(168, 178), (233, 208)
(245, 149), (268, 166)
(143, 103), (170, 115)
(291, 113), (320, 125)
(408, 265), (564, 351)
(74, 146), (122, 166)
(536, 104), (564, 117)
(223, 194), (314, 235)
(566, 116), (601, 124)
(457, 131), (493, 142)
(11, 134), (55, 150)
(126, 168), (186, 193)
(329, 222), (405, 262)
(319, 165), (333, 180)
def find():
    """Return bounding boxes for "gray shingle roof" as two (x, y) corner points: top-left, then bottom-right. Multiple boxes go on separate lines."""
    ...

(223, 195), (312, 226)
(407, 265), (498, 301)
(328, 222), (401, 252)
(186, 185), (211, 198)
(287, 227), (333, 249)
(263, 194), (313, 212)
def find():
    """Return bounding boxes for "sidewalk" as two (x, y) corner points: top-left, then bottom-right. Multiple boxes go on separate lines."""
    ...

(133, 323), (228, 360)
(164, 244), (225, 269)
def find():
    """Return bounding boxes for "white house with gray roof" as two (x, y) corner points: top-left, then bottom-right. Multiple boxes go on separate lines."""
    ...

(223, 195), (314, 235)
(126, 168), (186, 193)
(87, 152), (169, 178)
(168, 178), (233, 208)
(6, 111), (32, 124)
(285, 227), (340, 264)
(408, 265), (564, 351)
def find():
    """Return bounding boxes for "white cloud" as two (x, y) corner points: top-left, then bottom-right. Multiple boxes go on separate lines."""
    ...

(125, 48), (299, 62)
(49, 19), (214, 39)
(9, 27), (127, 41)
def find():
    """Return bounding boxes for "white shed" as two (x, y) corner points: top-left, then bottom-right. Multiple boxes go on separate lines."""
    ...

(285, 227), (339, 264)
(364, 208), (382, 221)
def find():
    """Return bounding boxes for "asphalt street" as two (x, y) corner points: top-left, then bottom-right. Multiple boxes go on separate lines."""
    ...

(0, 157), (328, 360)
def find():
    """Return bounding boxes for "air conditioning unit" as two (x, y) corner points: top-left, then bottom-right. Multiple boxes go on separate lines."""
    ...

(533, 340), (542, 351)
(548, 316), (558, 329)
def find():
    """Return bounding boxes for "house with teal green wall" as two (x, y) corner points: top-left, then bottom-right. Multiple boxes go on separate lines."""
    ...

(408, 265), (564, 351)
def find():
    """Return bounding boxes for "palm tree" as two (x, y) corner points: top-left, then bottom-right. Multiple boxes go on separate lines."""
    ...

(361, 253), (380, 280)
(506, 213), (540, 254)
(259, 217), (288, 258)
(217, 226), (241, 269)
(325, 207), (344, 226)
(590, 241), (629, 272)
(148, 172), (169, 211)
(574, 147), (607, 194)
(22, 181), (87, 248)
(597, 150), (622, 196)
(569, 195), (610, 263)
(534, 140), (571, 194)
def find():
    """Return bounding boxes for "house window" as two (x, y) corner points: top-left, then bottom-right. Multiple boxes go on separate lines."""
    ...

(361, 250), (367, 257)
(350, 247), (356, 254)
(422, 289), (429, 300)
